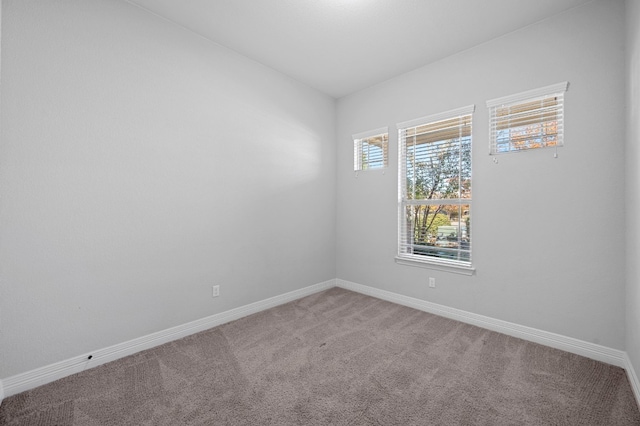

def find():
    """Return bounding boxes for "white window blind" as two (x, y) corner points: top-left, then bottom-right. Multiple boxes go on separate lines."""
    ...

(353, 127), (388, 171)
(487, 82), (568, 155)
(397, 105), (474, 270)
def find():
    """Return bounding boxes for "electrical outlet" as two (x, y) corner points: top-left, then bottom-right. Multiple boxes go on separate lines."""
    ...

(212, 285), (220, 298)
(428, 277), (436, 288)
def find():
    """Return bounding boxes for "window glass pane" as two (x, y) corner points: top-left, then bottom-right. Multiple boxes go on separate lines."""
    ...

(362, 138), (385, 168)
(406, 134), (471, 200)
(496, 120), (559, 152)
(489, 89), (565, 155)
(401, 204), (471, 262)
(354, 133), (388, 171)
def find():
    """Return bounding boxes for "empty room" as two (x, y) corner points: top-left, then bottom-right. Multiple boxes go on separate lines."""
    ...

(1, 0), (640, 424)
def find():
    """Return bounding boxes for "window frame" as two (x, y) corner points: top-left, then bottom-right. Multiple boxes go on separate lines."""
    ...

(395, 105), (475, 275)
(353, 127), (389, 172)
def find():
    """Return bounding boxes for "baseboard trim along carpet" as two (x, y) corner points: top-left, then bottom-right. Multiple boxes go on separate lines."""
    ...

(336, 279), (626, 368)
(625, 352), (640, 408)
(337, 279), (640, 411)
(0, 279), (336, 400)
(2, 277), (638, 407)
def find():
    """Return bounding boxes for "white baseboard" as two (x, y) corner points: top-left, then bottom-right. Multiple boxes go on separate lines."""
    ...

(1, 277), (635, 409)
(624, 353), (640, 408)
(1, 279), (336, 399)
(336, 279), (627, 368)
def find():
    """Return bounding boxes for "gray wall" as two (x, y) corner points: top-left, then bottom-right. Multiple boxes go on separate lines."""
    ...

(1, 0), (637, 387)
(336, 0), (627, 349)
(626, 0), (640, 384)
(0, 0), (336, 378)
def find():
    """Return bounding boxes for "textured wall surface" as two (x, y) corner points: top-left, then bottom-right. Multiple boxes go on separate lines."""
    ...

(1, 0), (636, 392)
(626, 0), (640, 386)
(336, 0), (627, 349)
(0, 0), (336, 378)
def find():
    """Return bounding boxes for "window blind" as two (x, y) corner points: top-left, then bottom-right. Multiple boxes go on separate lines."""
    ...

(353, 127), (388, 171)
(487, 82), (568, 155)
(397, 105), (474, 268)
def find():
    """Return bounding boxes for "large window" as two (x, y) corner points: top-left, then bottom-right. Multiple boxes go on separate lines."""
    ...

(397, 106), (474, 271)
(353, 127), (389, 171)
(487, 82), (568, 155)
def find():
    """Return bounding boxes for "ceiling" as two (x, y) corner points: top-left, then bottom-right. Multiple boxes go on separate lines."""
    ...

(126, 0), (593, 98)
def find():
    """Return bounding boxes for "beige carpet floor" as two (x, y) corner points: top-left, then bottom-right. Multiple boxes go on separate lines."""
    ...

(1, 287), (639, 425)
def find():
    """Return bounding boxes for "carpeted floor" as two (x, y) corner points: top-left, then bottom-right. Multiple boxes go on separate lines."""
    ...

(1, 287), (639, 425)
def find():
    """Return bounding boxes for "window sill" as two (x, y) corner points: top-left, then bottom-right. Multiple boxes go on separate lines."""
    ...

(395, 256), (475, 276)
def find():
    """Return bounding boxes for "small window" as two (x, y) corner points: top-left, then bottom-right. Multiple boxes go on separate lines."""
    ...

(487, 82), (568, 155)
(353, 127), (388, 171)
(397, 106), (474, 272)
